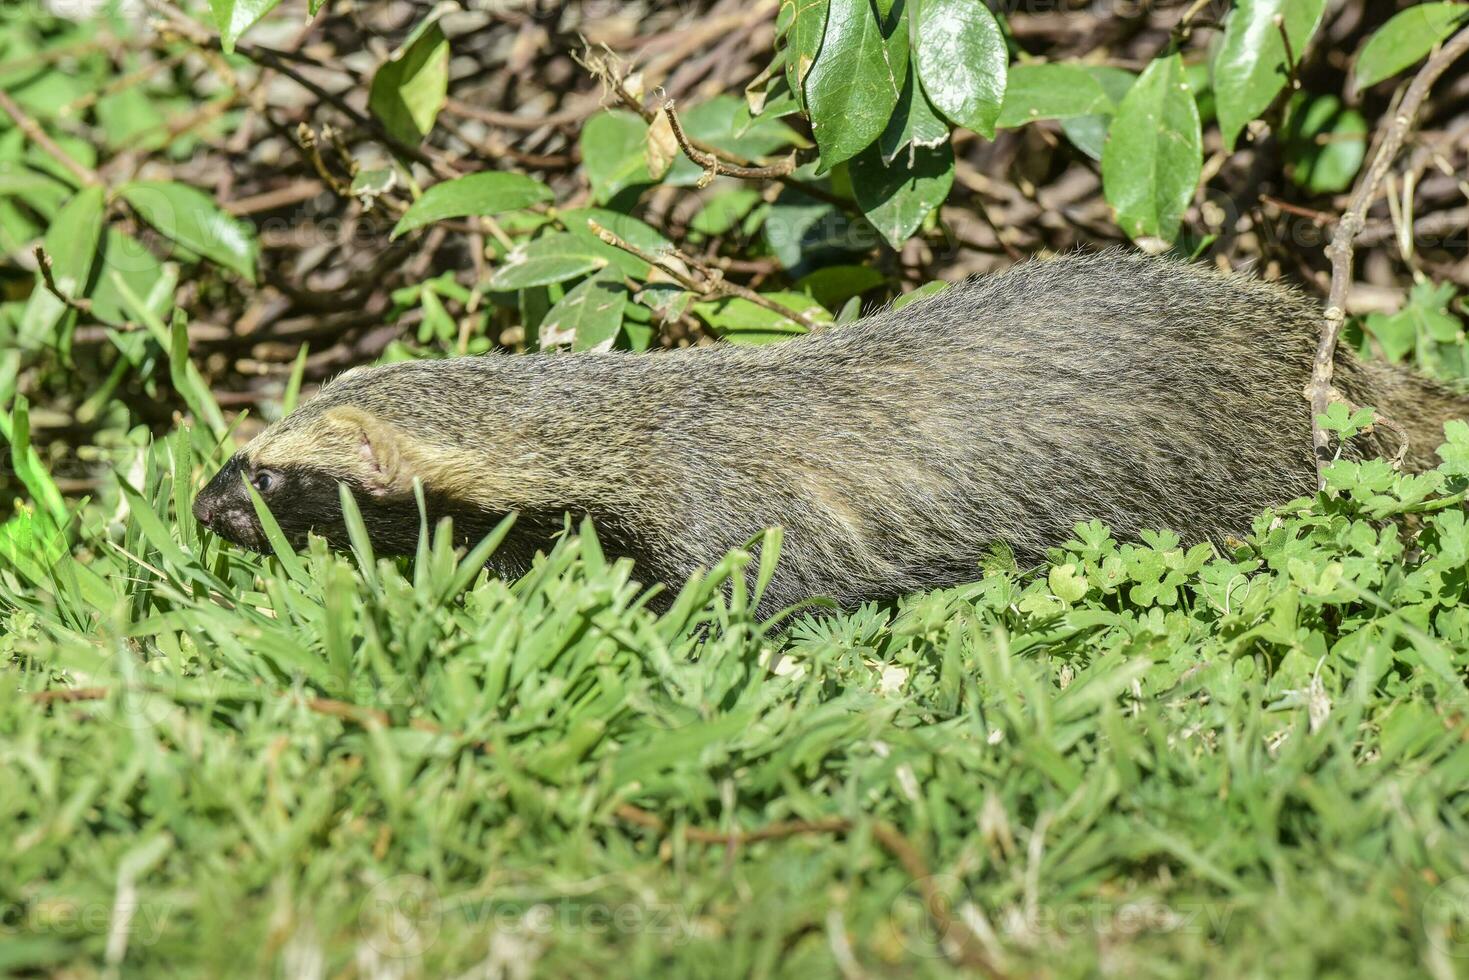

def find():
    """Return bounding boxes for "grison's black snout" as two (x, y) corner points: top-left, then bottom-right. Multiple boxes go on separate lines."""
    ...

(193, 454), (267, 551)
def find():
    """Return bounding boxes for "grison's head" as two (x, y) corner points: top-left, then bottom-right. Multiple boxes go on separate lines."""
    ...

(192, 364), (476, 556)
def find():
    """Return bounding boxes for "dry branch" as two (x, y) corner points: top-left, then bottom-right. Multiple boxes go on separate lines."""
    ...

(1309, 25), (1469, 482)
(586, 219), (820, 331)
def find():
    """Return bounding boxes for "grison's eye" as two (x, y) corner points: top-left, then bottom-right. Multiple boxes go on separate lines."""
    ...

(252, 468), (281, 493)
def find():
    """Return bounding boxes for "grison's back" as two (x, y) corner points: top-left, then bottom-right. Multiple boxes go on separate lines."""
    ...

(617, 252), (1338, 594)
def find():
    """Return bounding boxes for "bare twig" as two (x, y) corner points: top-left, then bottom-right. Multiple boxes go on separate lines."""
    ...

(1309, 26), (1469, 482)
(661, 99), (796, 185)
(223, 180), (327, 216)
(34, 247), (105, 323)
(1273, 15), (1300, 92)
(586, 219), (820, 330)
(0, 89), (101, 187)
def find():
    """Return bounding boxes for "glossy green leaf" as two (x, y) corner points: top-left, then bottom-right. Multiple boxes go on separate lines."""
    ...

(89, 229), (167, 327)
(781, 0), (830, 110)
(849, 138), (954, 248)
(209, 0), (281, 53)
(1355, 3), (1469, 91)
(689, 188), (764, 237)
(489, 232), (606, 291)
(368, 18), (450, 146)
(879, 64), (951, 164)
(1060, 66), (1136, 160)
(794, 264), (887, 309)
(1101, 54), (1202, 246)
(1213, 0), (1328, 151)
(764, 180), (869, 269)
(692, 291), (831, 344)
(120, 180), (259, 282)
(913, 0), (1008, 138)
(805, 0), (904, 168)
(635, 283), (693, 325)
(18, 185), (104, 349)
(998, 63), (1113, 128)
(580, 111), (653, 203)
(562, 208), (672, 280)
(891, 279), (948, 309)
(392, 172), (553, 238)
(539, 274), (626, 351)
(1283, 92), (1366, 195)
(0, 160), (66, 198)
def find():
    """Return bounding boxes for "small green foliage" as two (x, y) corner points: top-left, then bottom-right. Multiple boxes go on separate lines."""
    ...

(1101, 54), (1203, 247)
(367, 13), (451, 147)
(391, 171), (554, 239)
(1355, 3), (1469, 91)
(1213, 0), (1329, 151)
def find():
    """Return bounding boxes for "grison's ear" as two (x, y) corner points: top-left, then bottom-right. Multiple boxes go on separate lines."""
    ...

(323, 406), (414, 497)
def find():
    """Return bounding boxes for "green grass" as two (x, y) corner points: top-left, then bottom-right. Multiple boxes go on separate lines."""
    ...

(4, 419), (1469, 977)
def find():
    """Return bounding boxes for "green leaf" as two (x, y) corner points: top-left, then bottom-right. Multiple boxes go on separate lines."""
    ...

(0, 160), (67, 198)
(18, 185), (104, 349)
(1355, 3), (1469, 91)
(849, 138), (953, 248)
(368, 17), (450, 147)
(1213, 0), (1328, 151)
(1283, 92), (1366, 195)
(997, 63), (1112, 128)
(539, 274), (626, 351)
(805, 0), (904, 168)
(120, 180), (259, 282)
(209, 0), (281, 53)
(579, 111), (653, 203)
(561, 208), (672, 280)
(1365, 282), (1463, 363)
(692, 292), (831, 344)
(634, 283), (692, 325)
(689, 188), (763, 237)
(794, 264), (886, 309)
(89, 229), (167, 327)
(891, 279), (948, 309)
(781, 0), (830, 111)
(913, 0), (1008, 139)
(489, 232), (606, 291)
(7, 395), (68, 527)
(879, 65), (951, 164)
(1101, 54), (1202, 247)
(392, 171), (553, 238)
(1060, 67), (1136, 161)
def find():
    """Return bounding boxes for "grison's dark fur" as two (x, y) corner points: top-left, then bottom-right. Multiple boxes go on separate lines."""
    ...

(194, 251), (1469, 611)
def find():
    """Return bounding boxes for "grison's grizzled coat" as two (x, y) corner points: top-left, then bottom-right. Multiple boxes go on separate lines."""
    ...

(193, 251), (1469, 611)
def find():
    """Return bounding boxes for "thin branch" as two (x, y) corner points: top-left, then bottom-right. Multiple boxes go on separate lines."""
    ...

(585, 47), (858, 213)
(1309, 25), (1469, 482)
(0, 89), (101, 187)
(1273, 15), (1300, 92)
(1164, 0), (1221, 55)
(661, 100), (796, 184)
(586, 219), (820, 331)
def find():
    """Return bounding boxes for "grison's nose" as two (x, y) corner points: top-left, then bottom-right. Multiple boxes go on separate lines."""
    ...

(192, 494), (216, 527)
